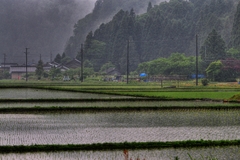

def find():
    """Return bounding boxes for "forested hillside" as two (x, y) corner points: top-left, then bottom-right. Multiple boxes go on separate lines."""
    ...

(65, 0), (239, 74)
(64, 0), (166, 58)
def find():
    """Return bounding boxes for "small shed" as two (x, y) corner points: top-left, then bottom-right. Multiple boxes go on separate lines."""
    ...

(9, 66), (36, 80)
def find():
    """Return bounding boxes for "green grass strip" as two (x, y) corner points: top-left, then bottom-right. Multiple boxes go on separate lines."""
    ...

(0, 98), (225, 103)
(0, 140), (240, 153)
(0, 106), (240, 113)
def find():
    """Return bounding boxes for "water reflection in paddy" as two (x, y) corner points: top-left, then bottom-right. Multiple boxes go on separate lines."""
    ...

(0, 110), (240, 146)
(0, 88), (234, 108)
(0, 88), (132, 99)
(0, 100), (234, 108)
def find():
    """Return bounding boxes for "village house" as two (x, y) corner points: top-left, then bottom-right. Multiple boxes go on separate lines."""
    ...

(63, 58), (81, 69)
(43, 62), (68, 72)
(0, 63), (18, 70)
(103, 67), (122, 81)
(44, 59), (81, 72)
(9, 66), (36, 80)
(7, 58), (82, 80)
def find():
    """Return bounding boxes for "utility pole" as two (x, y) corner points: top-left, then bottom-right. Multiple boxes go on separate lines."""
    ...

(3, 54), (6, 79)
(127, 39), (129, 84)
(3, 54), (6, 68)
(80, 44), (84, 82)
(25, 48), (29, 82)
(196, 34), (198, 86)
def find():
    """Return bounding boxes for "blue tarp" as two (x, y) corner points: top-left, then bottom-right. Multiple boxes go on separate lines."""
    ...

(191, 74), (205, 79)
(139, 73), (147, 77)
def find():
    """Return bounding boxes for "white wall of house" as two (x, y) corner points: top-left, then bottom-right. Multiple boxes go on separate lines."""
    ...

(9, 66), (36, 80)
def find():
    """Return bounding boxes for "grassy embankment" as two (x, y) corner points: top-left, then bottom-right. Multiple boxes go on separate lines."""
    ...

(0, 140), (240, 153)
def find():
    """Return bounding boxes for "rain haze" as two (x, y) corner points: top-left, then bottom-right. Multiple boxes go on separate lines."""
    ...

(0, 0), (96, 64)
(0, 0), (167, 65)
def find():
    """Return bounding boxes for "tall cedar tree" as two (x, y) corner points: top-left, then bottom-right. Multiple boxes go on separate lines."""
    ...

(200, 29), (227, 69)
(147, 2), (152, 12)
(62, 52), (66, 59)
(54, 54), (61, 63)
(35, 59), (44, 79)
(231, 2), (240, 49)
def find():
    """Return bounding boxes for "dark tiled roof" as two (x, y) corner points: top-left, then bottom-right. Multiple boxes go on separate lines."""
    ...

(63, 59), (81, 69)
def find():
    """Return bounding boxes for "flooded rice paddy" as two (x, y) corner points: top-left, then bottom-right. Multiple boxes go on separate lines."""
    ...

(0, 88), (235, 108)
(0, 88), (132, 99)
(0, 110), (240, 145)
(1, 88), (240, 159)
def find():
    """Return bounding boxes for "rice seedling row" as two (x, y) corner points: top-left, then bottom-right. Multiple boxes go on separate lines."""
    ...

(0, 110), (240, 146)
(0, 100), (238, 109)
(0, 146), (239, 160)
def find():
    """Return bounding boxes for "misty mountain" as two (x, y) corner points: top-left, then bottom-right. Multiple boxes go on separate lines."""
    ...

(0, 0), (95, 64)
(64, 0), (167, 58)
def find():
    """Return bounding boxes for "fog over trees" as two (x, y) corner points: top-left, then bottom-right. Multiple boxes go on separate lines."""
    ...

(0, 0), (166, 64)
(0, 0), (95, 64)
(68, 0), (239, 75)
(64, 0), (167, 58)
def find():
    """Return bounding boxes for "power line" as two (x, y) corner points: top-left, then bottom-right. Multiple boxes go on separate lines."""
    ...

(3, 54), (6, 66)
(3, 53), (6, 79)
(127, 39), (129, 84)
(25, 48), (29, 82)
(196, 34), (199, 86)
(80, 44), (84, 82)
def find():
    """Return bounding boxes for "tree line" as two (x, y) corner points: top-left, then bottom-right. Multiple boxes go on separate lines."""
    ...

(60, 0), (240, 82)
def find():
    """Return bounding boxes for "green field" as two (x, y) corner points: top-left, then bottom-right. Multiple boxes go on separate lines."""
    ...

(1, 80), (240, 102)
(41, 85), (240, 100)
(115, 91), (240, 100)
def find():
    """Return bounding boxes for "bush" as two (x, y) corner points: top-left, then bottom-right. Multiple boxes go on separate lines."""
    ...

(201, 78), (209, 86)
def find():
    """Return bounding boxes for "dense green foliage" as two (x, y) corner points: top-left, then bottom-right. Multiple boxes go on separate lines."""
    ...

(201, 78), (209, 86)
(136, 53), (196, 76)
(204, 58), (240, 82)
(49, 67), (61, 80)
(64, 0), (239, 75)
(205, 60), (223, 81)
